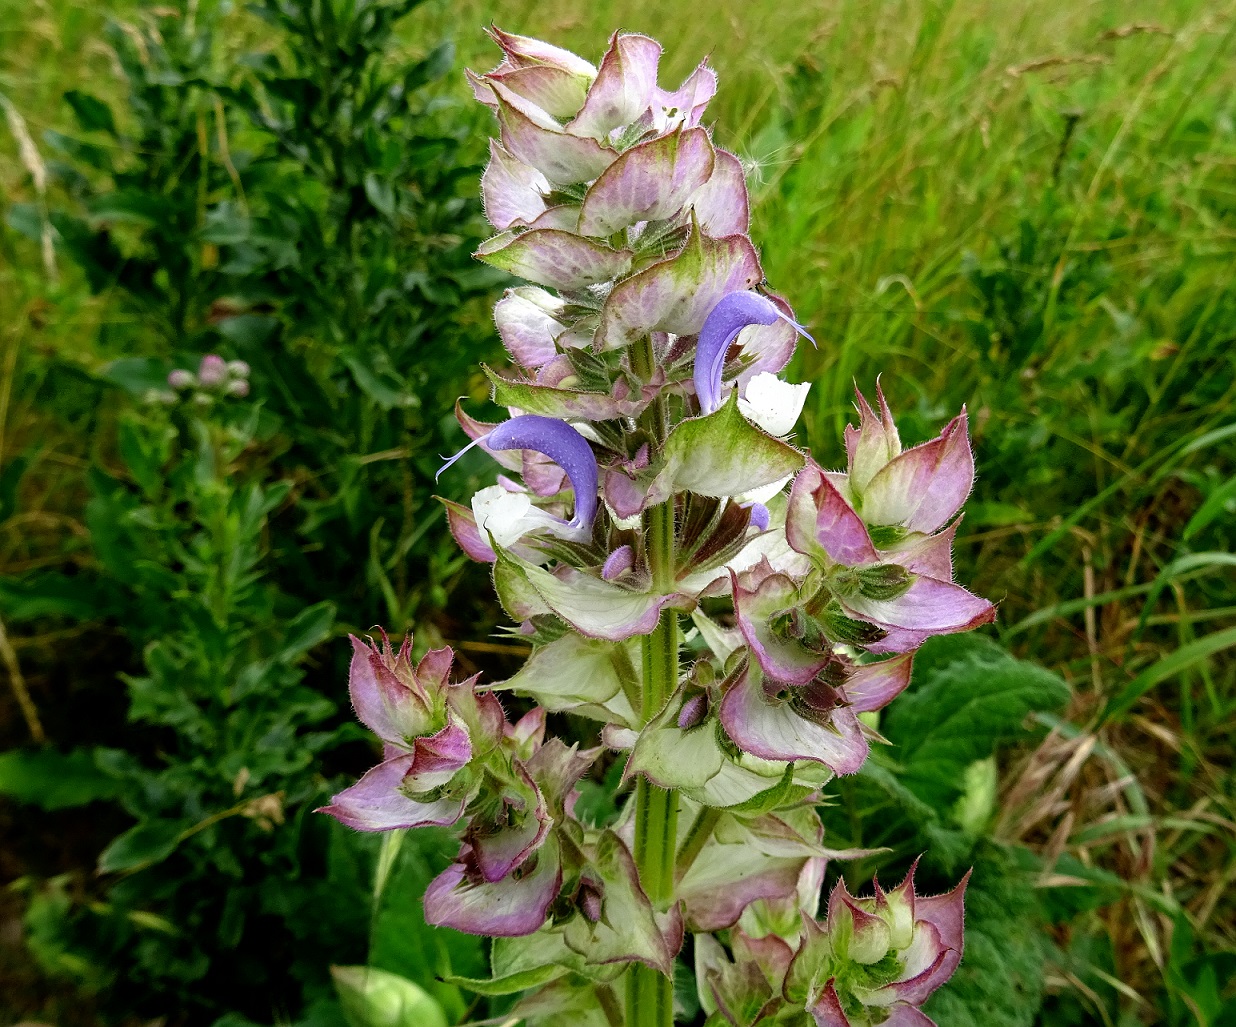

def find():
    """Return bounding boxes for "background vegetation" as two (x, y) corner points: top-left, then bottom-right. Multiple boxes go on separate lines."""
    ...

(1, 0), (1233, 1025)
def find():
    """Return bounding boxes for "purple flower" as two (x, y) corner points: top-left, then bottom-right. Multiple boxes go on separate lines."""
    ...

(694, 291), (812, 415)
(486, 415), (598, 535)
(167, 369), (194, 390)
(439, 415), (600, 556)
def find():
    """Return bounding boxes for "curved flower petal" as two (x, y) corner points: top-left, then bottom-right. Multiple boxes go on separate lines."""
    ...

(845, 382), (901, 494)
(483, 64), (591, 119)
(476, 229), (630, 291)
(738, 372), (810, 437)
(470, 769), (550, 883)
(807, 979), (853, 1027)
(746, 502), (771, 531)
(844, 654), (914, 713)
(732, 567), (831, 686)
(888, 522), (957, 579)
(602, 545), (636, 580)
(487, 415), (599, 537)
(691, 148), (750, 236)
(494, 287), (570, 368)
(485, 27), (597, 78)
(346, 634), (434, 742)
(424, 838), (563, 938)
(863, 922), (949, 1007)
(694, 291), (783, 415)
(720, 662), (869, 774)
(492, 86), (615, 186)
(678, 812), (819, 932)
(736, 293), (804, 386)
(596, 226), (761, 352)
(879, 1006), (938, 1027)
(654, 59), (717, 130)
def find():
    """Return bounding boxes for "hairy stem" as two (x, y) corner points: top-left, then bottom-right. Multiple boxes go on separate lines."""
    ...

(675, 805), (722, 884)
(627, 485), (679, 1025)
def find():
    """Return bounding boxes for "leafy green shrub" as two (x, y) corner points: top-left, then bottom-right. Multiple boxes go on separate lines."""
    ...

(1, 0), (497, 1020)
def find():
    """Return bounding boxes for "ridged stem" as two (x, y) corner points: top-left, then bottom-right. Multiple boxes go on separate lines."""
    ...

(627, 458), (679, 1026)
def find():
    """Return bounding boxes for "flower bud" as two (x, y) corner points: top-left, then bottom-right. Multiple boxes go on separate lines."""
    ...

(197, 353), (228, 387)
(167, 369), (195, 390)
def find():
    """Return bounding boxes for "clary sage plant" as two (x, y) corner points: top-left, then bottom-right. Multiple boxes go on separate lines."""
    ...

(322, 29), (994, 1027)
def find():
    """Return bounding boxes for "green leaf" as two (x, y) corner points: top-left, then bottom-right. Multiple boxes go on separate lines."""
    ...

(278, 602), (336, 662)
(1102, 625), (1236, 723)
(363, 173), (396, 219)
(332, 966), (448, 1027)
(200, 201), (251, 244)
(1183, 474), (1236, 540)
(341, 353), (408, 410)
(923, 843), (1048, 1027)
(444, 962), (566, 996)
(402, 42), (454, 92)
(662, 389), (804, 497)
(0, 571), (117, 622)
(881, 634), (1070, 809)
(0, 748), (123, 809)
(64, 89), (116, 134)
(98, 818), (185, 873)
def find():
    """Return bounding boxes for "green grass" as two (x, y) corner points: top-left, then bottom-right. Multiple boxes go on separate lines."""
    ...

(2, 0), (1234, 1023)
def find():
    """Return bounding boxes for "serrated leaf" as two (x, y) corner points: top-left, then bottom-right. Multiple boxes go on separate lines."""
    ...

(922, 844), (1047, 1027)
(881, 634), (1070, 809)
(662, 389), (804, 498)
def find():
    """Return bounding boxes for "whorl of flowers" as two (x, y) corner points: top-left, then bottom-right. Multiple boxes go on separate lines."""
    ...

(320, 29), (994, 1026)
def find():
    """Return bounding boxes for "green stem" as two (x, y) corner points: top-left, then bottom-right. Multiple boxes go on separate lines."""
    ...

(674, 805), (722, 884)
(627, 496), (679, 1026)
